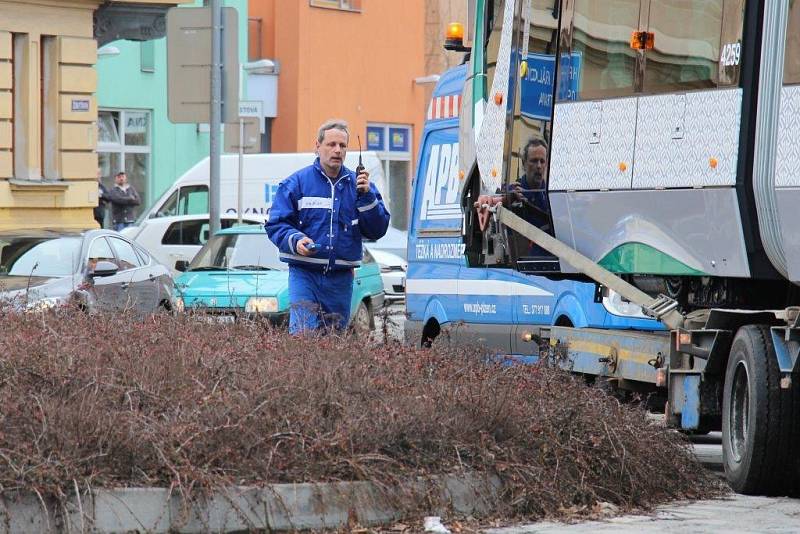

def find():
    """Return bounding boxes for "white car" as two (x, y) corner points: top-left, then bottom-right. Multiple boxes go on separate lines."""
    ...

(364, 227), (408, 302)
(120, 214), (262, 275)
(367, 248), (407, 302)
(364, 226), (408, 260)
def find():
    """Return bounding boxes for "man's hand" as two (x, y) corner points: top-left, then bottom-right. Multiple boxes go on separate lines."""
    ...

(297, 237), (316, 256)
(356, 170), (370, 194)
(511, 182), (525, 201)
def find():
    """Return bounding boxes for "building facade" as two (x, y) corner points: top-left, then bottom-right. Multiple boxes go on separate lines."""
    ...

(0, 0), (187, 231)
(96, 0), (249, 220)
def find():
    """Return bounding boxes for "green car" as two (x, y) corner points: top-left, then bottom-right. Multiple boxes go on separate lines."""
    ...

(174, 225), (385, 330)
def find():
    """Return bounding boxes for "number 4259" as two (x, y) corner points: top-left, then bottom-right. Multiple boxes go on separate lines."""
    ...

(721, 42), (741, 67)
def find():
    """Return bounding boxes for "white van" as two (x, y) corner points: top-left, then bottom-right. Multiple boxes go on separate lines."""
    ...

(135, 152), (387, 223)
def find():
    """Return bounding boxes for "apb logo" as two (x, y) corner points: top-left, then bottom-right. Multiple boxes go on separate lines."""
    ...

(420, 142), (460, 221)
(264, 184), (280, 205)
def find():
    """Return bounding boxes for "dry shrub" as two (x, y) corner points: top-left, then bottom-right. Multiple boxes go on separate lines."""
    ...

(0, 306), (720, 521)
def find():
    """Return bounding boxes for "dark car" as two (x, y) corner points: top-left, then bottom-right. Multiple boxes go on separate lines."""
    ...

(0, 229), (175, 313)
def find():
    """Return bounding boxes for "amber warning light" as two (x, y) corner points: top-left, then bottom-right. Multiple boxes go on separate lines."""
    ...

(630, 31), (655, 50)
(444, 22), (470, 52)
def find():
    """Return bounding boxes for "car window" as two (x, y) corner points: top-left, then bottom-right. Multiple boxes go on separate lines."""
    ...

(363, 248), (375, 264)
(162, 219), (207, 246)
(1, 236), (82, 277)
(189, 233), (285, 271)
(133, 244), (151, 265)
(87, 237), (116, 272)
(108, 237), (142, 271)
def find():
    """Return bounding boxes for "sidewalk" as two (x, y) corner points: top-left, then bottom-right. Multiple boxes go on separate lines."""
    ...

(485, 495), (800, 533)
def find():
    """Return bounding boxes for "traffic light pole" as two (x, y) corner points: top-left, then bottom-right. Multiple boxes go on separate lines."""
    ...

(209, 0), (222, 237)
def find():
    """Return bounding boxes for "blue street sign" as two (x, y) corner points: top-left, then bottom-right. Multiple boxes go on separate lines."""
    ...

(519, 52), (581, 120)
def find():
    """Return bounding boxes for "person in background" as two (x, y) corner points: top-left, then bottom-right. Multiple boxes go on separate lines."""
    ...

(94, 168), (109, 228)
(108, 171), (141, 232)
(265, 119), (390, 334)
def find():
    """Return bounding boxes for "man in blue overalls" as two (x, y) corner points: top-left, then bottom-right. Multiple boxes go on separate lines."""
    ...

(266, 119), (390, 334)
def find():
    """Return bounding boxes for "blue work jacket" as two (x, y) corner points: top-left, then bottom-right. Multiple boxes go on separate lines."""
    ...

(265, 158), (391, 272)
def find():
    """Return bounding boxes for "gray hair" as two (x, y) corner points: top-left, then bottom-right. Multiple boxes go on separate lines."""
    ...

(317, 119), (350, 143)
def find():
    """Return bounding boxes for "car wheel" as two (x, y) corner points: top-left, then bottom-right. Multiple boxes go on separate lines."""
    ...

(352, 300), (372, 336)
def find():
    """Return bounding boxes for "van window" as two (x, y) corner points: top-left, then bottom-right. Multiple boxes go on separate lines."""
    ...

(155, 185), (209, 218)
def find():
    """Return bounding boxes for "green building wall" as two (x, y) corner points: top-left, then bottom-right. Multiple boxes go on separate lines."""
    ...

(96, 0), (249, 210)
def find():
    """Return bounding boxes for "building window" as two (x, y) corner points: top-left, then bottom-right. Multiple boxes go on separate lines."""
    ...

(140, 41), (155, 73)
(12, 33), (41, 180)
(310, 0), (362, 12)
(366, 123), (411, 231)
(98, 109), (151, 219)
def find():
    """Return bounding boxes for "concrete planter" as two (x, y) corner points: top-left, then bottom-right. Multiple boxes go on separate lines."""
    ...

(0, 473), (501, 533)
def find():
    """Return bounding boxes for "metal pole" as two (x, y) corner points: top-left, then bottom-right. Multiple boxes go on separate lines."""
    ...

(237, 117), (244, 224)
(209, 0), (222, 237)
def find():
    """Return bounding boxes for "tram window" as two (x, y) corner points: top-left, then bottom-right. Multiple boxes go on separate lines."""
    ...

(643, 0), (722, 93)
(569, 0), (640, 100)
(784, 0), (800, 85)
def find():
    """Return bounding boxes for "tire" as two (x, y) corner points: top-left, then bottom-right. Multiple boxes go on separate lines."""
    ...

(722, 325), (797, 495)
(352, 301), (372, 336)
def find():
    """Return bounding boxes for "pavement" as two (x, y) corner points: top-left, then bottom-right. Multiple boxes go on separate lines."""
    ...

(484, 434), (800, 532)
(484, 495), (800, 533)
(374, 301), (406, 343)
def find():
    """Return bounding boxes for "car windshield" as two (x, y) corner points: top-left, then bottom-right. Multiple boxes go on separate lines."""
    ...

(0, 236), (82, 277)
(188, 233), (285, 271)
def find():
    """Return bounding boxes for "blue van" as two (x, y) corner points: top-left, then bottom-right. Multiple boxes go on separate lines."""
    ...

(404, 64), (661, 353)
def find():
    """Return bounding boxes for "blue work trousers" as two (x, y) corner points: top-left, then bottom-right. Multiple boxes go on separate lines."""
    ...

(288, 266), (354, 334)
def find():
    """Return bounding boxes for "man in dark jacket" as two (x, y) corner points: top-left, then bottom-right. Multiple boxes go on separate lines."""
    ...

(266, 119), (390, 334)
(108, 171), (141, 231)
(93, 168), (109, 228)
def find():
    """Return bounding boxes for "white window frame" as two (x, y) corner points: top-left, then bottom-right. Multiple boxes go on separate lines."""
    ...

(97, 108), (152, 203)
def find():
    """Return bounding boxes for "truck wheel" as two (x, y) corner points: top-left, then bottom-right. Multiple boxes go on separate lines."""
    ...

(722, 325), (795, 495)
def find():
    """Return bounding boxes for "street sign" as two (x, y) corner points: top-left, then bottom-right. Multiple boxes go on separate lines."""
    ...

(224, 117), (260, 154)
(238, 100), (262, 118)
(238, 100), (265, 133)
(166, 7), (240, 124)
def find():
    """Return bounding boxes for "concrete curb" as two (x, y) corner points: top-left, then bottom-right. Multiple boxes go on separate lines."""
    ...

(0, 473), (502, 533)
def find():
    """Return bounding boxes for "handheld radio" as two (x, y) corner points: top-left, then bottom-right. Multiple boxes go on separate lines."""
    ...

(356, 135), (366, 194)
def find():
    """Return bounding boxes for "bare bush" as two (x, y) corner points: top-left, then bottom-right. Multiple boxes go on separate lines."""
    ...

(0, 306), (720, 521)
